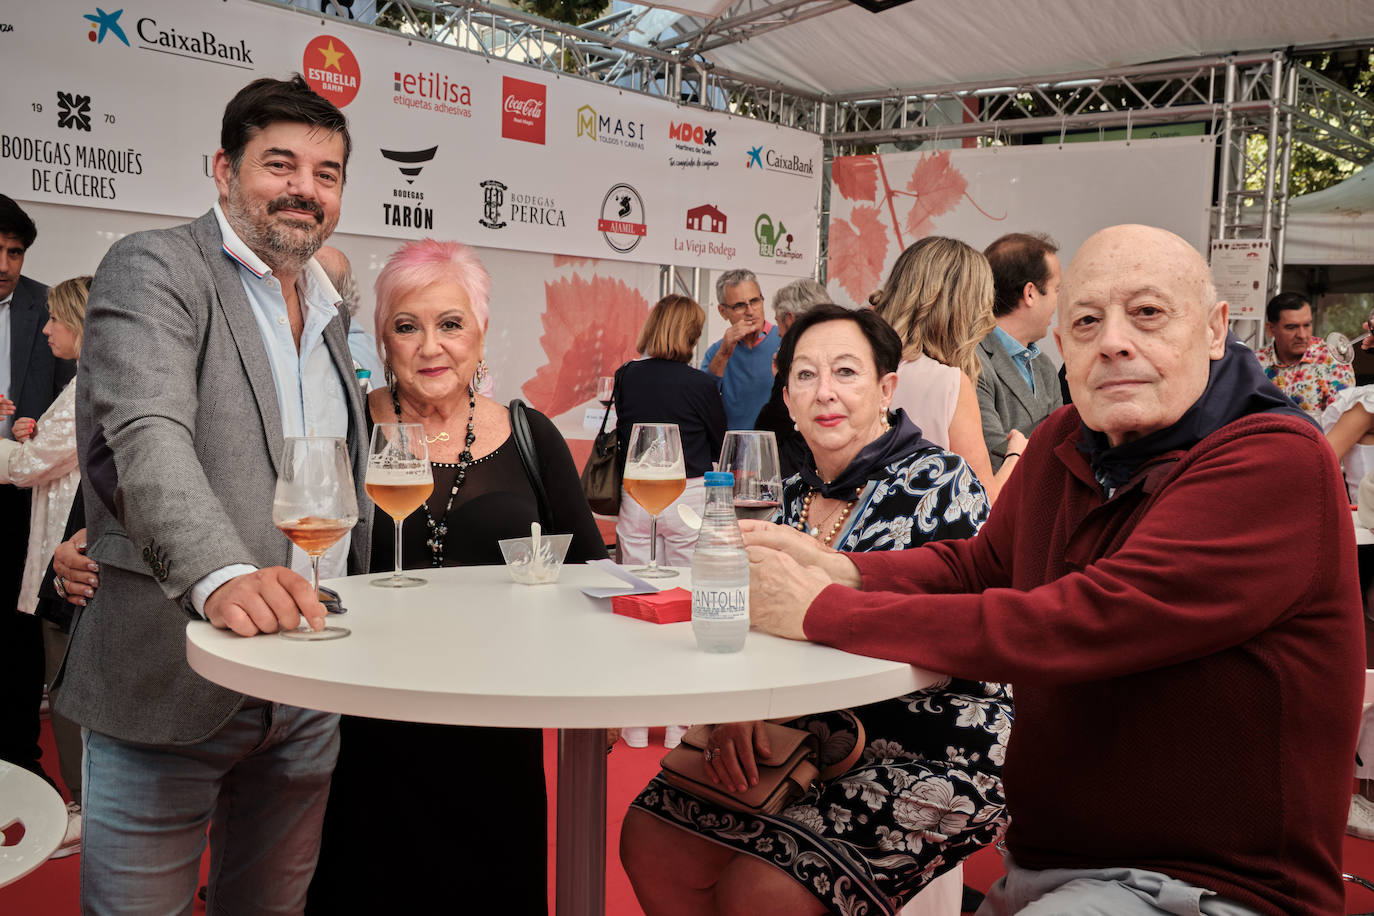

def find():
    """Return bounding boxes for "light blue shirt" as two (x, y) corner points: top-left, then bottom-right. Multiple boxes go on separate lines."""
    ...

(190, 205), (351, 614)
(991, 326), (1040, 394)
(347, 323), (385, 382)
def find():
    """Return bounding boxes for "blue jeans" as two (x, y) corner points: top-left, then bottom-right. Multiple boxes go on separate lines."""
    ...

(977, 855), (1261, 916)
(81, 704), (340, 916)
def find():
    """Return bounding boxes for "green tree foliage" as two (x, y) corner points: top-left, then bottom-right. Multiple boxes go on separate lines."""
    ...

(515, 0), (608, 26)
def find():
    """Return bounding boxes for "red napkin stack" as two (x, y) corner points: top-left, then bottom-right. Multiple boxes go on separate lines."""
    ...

(611, 588), (692, 624)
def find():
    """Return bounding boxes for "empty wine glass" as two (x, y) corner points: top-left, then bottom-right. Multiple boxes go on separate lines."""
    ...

(718, 430), (782, 521)
(622, 423), (685, 578)
(1325, 307), (1374, 364)
(366, 423), (434, 588)
(273, 437), (358, 641)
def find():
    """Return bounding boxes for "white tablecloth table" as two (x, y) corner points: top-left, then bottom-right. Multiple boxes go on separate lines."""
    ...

(187, 563), (937, 916)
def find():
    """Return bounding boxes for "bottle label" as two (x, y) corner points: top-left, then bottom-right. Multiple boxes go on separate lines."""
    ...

(692, 586), (748, 621)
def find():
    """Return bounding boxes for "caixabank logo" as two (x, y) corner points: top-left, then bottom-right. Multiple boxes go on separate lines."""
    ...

(598, 183), (646, 253)
(84, 7), (255, 67)
(746, 145), (815, 179)
(502, 77), (546, 145)
(303, 35), (360, 107)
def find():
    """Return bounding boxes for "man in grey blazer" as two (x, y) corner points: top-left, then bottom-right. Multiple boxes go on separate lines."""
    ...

(54, 76), (371, 914)
(978, 232), (1065, 471)
(0, 195), (77, 784)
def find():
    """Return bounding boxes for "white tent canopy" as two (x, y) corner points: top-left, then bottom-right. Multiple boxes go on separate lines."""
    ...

(1284, 166), (1374, 267)
(657, 0), (1374, 97)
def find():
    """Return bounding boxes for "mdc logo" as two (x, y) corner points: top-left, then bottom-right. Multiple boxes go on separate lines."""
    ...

(669, 121), (716, 148)
(303, 35), (360, 107)
(502, 77), (546, 145)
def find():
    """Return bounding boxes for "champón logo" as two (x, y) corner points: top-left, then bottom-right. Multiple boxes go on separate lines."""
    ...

(598, 183), (646, 253)
(501, 77), (546, 145)
(755, 213), (803, 262)
(303, 35), (360, 107)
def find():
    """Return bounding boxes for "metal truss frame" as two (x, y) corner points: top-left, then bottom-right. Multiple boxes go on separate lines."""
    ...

(275, 0), (1371, 304)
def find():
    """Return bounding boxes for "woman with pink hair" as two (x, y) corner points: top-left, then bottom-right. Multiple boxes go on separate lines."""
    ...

(307, 239), (605, 913)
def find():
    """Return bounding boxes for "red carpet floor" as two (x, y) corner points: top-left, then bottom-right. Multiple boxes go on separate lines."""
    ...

(4, 722), (1374, 914)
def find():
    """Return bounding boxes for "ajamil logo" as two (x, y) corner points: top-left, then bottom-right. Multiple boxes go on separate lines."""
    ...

(380, 146), (437, 184)
(598, 183), (646, 253)
(393, 70), (472, 118)
(83, 8), (129, 45)
(303, 35), (360, 107)
(755, 213), (802, 261)
(479, 180), (507, 230)
(576, 105), (645, 150)
(502, 77), (546, 145)
(57, 91), (93, 132)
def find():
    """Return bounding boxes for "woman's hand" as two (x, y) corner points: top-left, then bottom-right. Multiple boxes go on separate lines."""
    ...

(704, 721), (772, 793)
(12, 417), (35, 442)
(1004, 428), (1028, 458)
(53, 528), (97, 607)
(0, 395), (14, 419)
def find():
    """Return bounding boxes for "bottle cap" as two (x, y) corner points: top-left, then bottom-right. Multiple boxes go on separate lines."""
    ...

(704, 471), (734, 486)
(356, 368), (372, 379)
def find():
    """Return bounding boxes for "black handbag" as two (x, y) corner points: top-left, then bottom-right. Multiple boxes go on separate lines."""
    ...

(579, 367), (623, 515)
(508, 399), (553, 528)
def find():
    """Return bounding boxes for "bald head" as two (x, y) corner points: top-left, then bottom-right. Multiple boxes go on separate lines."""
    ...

(315, 244), (359, 316)
(1054, 224), (1228, 446)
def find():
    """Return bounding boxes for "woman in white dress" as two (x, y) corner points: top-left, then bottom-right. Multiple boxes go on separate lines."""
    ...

(871, 237), (1025, 501)
(0, 275), (89, 856)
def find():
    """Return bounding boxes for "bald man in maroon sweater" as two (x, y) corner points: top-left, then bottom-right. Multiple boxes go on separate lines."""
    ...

(742, 225), (1362, 916)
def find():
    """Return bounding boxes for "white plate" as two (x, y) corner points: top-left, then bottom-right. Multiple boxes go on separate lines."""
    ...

(0, 761), (68, 887)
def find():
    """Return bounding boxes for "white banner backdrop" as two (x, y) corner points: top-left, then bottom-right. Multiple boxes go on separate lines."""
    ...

(0, 0), (820, 278)
(826, 137), (1215, 312)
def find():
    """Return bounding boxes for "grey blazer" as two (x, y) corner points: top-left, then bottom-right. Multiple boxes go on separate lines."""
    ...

(54, 210), (372, 746)
(976, 334), (1063, 471)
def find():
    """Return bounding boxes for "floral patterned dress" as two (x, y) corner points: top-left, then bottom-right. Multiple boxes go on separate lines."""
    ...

(629, 445), (1012, 915)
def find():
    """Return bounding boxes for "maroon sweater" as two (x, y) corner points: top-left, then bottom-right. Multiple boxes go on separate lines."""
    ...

(805, 407), (1363, 915)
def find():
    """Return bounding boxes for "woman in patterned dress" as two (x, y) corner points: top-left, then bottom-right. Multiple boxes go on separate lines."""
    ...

(621, 304), (1013, 915)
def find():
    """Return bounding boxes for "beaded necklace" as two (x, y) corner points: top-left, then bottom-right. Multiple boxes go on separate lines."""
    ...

(794, 488), (857, 547)
(391, 385), (476, 567)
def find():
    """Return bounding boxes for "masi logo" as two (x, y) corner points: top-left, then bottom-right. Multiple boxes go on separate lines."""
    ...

(575, 105), (645, 150)
(380, 147), (436, 230)
(85, 8), (255, 66)
(477, 179), (566, 231)
(501, 77), (546, 145)
(303, 35), (360, 107)
(755, 213), (802, 261)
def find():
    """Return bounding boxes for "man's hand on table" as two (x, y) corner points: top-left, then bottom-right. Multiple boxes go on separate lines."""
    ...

(204, 567), (326, 637)
(740, 521), (858, 642)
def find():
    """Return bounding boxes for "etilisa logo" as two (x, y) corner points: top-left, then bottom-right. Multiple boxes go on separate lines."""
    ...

(598, 183), (646, 253)
(755, 213), (802, 262)
(86, 8), (255, 66)
(502, 77), (546, 145)
(393, 69), (472, 118)
(380, 147), (436, 230)
(575, 105), (645, 150)
(57, 92), (93, 132)
(84, 8), (129, 45)
(303, 35), (360, 107)
(477, 179), (566, 231)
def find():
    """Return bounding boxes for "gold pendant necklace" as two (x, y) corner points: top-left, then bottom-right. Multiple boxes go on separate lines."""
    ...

(425, 431), (451, 445)
(794, 489), (857, 546)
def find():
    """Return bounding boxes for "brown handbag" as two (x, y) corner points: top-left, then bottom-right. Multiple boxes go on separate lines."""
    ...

(659, 715), (865, 816)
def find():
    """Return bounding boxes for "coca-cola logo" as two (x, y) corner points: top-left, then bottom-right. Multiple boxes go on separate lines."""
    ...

(500, 76), (546, 145)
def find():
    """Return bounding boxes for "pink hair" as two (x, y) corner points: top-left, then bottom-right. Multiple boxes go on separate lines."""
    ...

(373, 240), (492, 345)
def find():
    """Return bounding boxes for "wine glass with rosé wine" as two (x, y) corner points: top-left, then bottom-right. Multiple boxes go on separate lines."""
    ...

(273, 437), (359, 641)
(622, 423), (686, 579)
(365, 423), (434, 589)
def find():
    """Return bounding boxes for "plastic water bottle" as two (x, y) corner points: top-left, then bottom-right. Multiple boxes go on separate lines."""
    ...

(355, 367), (372, 400)
(691, 471), (749, 653)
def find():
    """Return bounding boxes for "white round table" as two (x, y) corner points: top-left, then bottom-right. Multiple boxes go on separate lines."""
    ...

(0, 761), (68, 888)
(187, 563), (936, 916)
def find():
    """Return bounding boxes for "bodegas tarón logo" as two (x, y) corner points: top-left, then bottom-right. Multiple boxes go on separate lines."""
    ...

(380, 146), (435, 230)
(598, 183), (646, 253)
(380, 146), (437, 184)
(501, 77), (546, 145)
(303, 35), (360, 107)
(477, 179), (567, 231)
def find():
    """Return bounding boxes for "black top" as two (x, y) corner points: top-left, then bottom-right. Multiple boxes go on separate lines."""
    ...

(754, 373), (813, 481)
(613, 358), (726, 480)
(371, 406), (607, 569)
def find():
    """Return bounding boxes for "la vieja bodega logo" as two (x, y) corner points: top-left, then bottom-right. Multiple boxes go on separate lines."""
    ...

(501, 77), (546, 145)
(303, 35), (360, 107)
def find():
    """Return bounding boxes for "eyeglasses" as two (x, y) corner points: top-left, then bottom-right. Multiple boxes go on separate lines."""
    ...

(725, 296), (764, 314)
